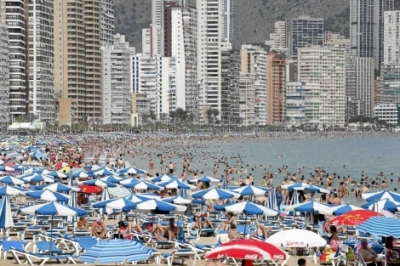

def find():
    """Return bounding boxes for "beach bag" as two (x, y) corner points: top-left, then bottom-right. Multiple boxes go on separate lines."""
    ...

(346, 246), (355, 261)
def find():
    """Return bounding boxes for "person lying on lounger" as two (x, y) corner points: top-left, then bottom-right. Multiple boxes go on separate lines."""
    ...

(91, 217), (107, 238)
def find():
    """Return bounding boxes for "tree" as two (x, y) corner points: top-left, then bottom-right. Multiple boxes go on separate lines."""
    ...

(149, 110), (156, 120)
(206, 108), (219, 125)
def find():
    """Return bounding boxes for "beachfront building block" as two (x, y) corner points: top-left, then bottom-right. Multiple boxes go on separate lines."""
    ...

(374, 103), (399, 125)
(0, 1), (9, 124)
(101, 34), (135, 126)
(285, 82), (306, 127)
(297, 45), (346, 127)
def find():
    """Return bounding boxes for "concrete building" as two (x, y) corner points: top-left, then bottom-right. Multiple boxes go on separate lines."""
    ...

(28, 0), (55, 123)
(239, 73), (256, 126)
(383, 11), (400, 65)
(132, 54), (176, 120)
(142, 28), (151, 56)
(287, 16), (324, 60)
(298, 46), (346, 127)
(54, 0), (114, 125)
(345, 56), (375, 120)
(5, 0), (28, 119)
(266, 21), (287, 53)
(101, 34), (134, 126)
(324, 31), (350, 53)
(380, 64), (400, 104)
(374, 103), (398, 125)
(267, 51), (286, 124)
(285, 82), (306, 127)
(131, 92), (149, 126)
(350, 0), (394, 70)
(0, 0), (9, 124)
(240, 44), (268, 125)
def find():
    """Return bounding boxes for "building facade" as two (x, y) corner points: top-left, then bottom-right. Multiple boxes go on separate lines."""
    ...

(266, 21), (287, 53)
(383, 11), (400, 65)
(285, 82), (306, 127)
(101, 34), (134, 126)
(0, 0), (9, 124)
(298, 46), (346, 127)
(345, 56), (375, 119)
(267, 51), (286, 124)
(350, 0), (394, 70)
(374, 103), (398, 125)
(28, 0), (55, 123)
(239, 73), (256, 126)
(380, 64), (400, 104)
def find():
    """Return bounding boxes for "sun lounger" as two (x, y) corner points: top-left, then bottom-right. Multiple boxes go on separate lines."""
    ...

(161, 249), (197, 266)
(1, 240), (30, 259)
(10, 248), (77, 265)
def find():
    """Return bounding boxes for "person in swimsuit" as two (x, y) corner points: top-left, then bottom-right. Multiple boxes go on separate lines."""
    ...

(91, 217), (107, 238)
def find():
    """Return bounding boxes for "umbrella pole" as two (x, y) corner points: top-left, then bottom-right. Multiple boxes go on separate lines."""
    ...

(50, 215), (53, 255)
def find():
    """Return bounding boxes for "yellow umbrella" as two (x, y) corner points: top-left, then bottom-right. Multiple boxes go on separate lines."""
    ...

(59, 166), (71, 173)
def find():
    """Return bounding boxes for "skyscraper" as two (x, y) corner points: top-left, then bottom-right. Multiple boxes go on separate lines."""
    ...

(350, 0), (394, 70)
(383, 11), (400, 65)
(0, 0), (9, 124)
(28, 0), (55, 123)
(267, 51), (286, 124)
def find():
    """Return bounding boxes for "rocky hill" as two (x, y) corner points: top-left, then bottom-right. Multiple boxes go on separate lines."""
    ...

(114, 0), (400, 52)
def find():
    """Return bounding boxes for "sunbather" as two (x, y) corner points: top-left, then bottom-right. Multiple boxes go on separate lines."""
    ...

(228, 224), (244, 240)
(151, 218), (180, 241)
(192, 215), (214, 229)
(251, 224), (271, 240)
(77, 216), (88, 230)
(223, 212), (237, 230)
(91, 217), (107, 238)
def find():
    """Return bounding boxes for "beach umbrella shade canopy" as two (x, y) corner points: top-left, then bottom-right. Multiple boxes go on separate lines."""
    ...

(294, 185), (330, 194)
(135, 199), (186, 212)
(90, 169), (115, 177)
(205, 239), (287, 261)
(79, 185), (102, 194)
(0, 185), (26, 196)
(125, 194), (157, 202)
(0, 196), (14, 230)
(26, 189), (70, 202)
(122, 181), (161, 190)
(361, 199), (399, 212)
(283, 200), (330, 213)
(0, 165), (16, 172)
(82, 179), (116, 188)
(93, 197), (137, 212)
(100, 175), (124, 184)
(380, 210), (398, 218)
(119, 167), (147, 175)
(157, 180), (195, 190)
(281, 183), (308, 191)
(329, 210), (382, 226)
(231, 185), (268, 196)
(0, 175), (25, 185)
(80, 239), (153, 264)
(362, 190), (400, 202)
(188, 176), (221, 183)
(21, 174), (55, 183)
(191, 188), (240, 200)
(162, 196), (191, 204)
(216, 201), (279, 216)
(266, 229), (327, 248)
(319, 204), (363, 216)
(72, 171), (89, 178)
(356, 216), (400, 238)
(150, 175), (178, 183)
(43, 183), (80, 193)
(266, 188), (278, 210)
(21, 202), (87, 216)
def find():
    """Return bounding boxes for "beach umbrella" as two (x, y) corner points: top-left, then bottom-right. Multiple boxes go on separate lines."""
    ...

(266, 229), (327, 248)
(221, 178), (227, 189)
(125, 194), (157, 202)
(361, 199), (399, 212)
(283, 200), (330, 213)
(82, 179), (116, 188)
(42, 183), (80, 193)
(67, 191), (78, 223)
(357, 216), (400, 238)
(0, 196), (14, 231)
(90, 168), (115, 177)
(42, 169), (64, 178)
(319, 204), (363, 215)
(72, 170), (89, 178)
(266, 188), (278, 210)
(157, 180), (195, 190)
(98, 188), (113, 214)
(216, 201), (279, 216)
(0, 175), (25, 185)
(329, 210), (382, 226)
(150, 174), (178, 183)
(93, 197), (137, 213)
(362, 190), (400, 202)
(380, 210), (398, 218)
(290, 189), (299, 205)
(119, 167), (146, 175)
(135, 199), (187, 212)
(79, 185), (102, 194)
(26, 189), (70, 203)
(21, 201), (87, 216)
(231, 185), (268, 196)
(100, 175), (124, 184)
(281, 182), (308, 191)
(294, 185), (330, 194)
(0, 165), (16, 172)
(122, 181), (161, 190)
(53, 162), (69, 170)
(162, 196), (191, 205)
(191, 188), (240, 200)
(21, 173), (55, 183)
(188, 176), (221, 183)
(205, 239), (287, 262)
(0, 185), (27, 196)
(119, 177), (139, 185)
(80, 239), (153, 264)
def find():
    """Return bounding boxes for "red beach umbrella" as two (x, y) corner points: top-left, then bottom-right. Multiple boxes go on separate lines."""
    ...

(79, 185), (102, 194)
(205, 239), (287, 261)
(329, 209), (382, 226)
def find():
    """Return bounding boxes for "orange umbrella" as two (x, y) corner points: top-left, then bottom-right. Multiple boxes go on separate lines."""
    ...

(329, 209), (382, 226)
(79, 185), (102, 194)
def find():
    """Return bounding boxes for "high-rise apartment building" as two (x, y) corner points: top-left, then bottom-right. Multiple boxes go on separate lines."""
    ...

(28, 0), (55, 123)
(142, 28), (151, 56)
(220, 0), (234, 43)
(239, 73), (256, 126)
(350, 0), (394, 70)
(298, 46), (346, 127)
(383, 11), (400, 65)
(324, 31), (350, 53)
(101, 34), (134, 126)
(0, 0), (9, 124)
(266, 21), (287, 53)
(240, 44), (268, 125)
(54, 0), (114, 125)
(287, 16), (324, 59)
(267, 51), (286, 124)
(285, 82), (306, 127)
(5, 0), (28, 119)
(380, 64), (400, 104)
(345, 56), (375, 120)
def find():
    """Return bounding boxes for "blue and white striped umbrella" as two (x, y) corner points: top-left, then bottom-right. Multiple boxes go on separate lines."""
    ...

(231, 185), (267, 196)
(67, 191), (78, 223)
(100, 175), (124, 184)
(0, 175), (25, 185)
(42, 169), (67, 178)
(281, 182), (308, 191)
(266, 188), (278, 210)
(80, 239), (153, 263)
(157, 180), (195, 190)
(119, 167), (147, 175)
(43, 183), (80, 193)
(125, 194), (155, 203)
(362, 190), (400, 202)
(162, 196), (191, 204)
(93, 197), (137, 213)
(319, 204), (363, 215)
(192, 188), (240, 200)
(0, 185), (26, 196)
(294, 185), (330, 194)
(90, 169), (115, 177)
(98, 188), (112, 214)
(21, 173), (55, 183)
(284, 200), (330, 213)
(357, 216), (400, 238)
(21, 202), (87, 216)
(188, 176), (221, 183)
(215, 201), (279, 216)
(26, 189), (70, 203)
(136, 199), (186, 212)
(151, 174), (178, 183)
(72, 170), (89, 178)
(119, 177), (139, 185)
(122, 181), (161, 190)
(82, 179), (116, 188)
(361, 199), (399, 212)
(0, 196), (14, 230)
(290, 190), (299, 205)
(221, 178), (227, 189)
